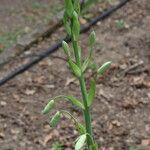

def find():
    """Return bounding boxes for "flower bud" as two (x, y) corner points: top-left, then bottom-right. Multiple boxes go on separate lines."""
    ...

(64, 0), (74, 17)
(50, 111), (61, 127)
(62, 41), (70, 56)
(72, 11), (80, 41)
(97, 61), (111, 75)
(89, 31), (96, 47)
(42, 100), (55, 114)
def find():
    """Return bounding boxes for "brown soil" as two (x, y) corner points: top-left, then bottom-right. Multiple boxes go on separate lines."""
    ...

(0, 0), (150, 150)
(0, 0), (63, 51)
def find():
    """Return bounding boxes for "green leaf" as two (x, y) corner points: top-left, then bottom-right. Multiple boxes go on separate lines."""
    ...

(68, 59), (81, 77)
(42, 100), (55, 114)
(67, 96), (85, 110)
(62, 41), (70, 56)
(82, 56), (91, 72)
(49, 111), (61, 127)
(75, 123), (86, 135)
(64, 0), (74, 17)
(75, 134), (86, 150)
(72, 11), (80, 41)
(87, 79), (96, 106)
(63, 12), (71, 35)
(97, 61), (111, 75)
(90, 144), (99, 150)
(89, 31), (96, 47)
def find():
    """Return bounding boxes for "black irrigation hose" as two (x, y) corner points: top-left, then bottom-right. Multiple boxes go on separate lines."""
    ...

(0, 0), (130, 86)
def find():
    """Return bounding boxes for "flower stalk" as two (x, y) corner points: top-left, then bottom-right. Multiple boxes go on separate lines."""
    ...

(42, 0), (111, 149)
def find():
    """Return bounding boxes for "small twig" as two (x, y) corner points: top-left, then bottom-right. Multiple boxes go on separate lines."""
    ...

(126, 66), (149, 75)
(50, 55), (67, 62)
(121, 61), (144, 76)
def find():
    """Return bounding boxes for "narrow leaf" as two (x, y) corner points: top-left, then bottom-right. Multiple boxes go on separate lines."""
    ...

(87, 79), (96, 106)
(82, 56), (91, 72)
(63, 12), (71, 35)
(49, 111), (61, 127)
(97, 61), (111, 75)
(68, 60), (81, 77)
(42, 100), (55, 114)
(67, 96), (85, 110)
(75, 134), (86, 150)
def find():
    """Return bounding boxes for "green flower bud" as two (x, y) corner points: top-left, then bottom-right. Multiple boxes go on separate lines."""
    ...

(73, 0), (80, 15)
(89, 31), (96, 47)
(97, 61), (111, 75)
(68, 59), (81, 78)
(64, 0), (74, 17)
(50, 111), (61, 127)
(72, 11), (80, 41)
(42, 100), (55, 114)
(62, 41), (70, 56)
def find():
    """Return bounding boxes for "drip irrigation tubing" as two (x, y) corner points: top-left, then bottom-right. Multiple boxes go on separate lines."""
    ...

(0, 0), (130, 86)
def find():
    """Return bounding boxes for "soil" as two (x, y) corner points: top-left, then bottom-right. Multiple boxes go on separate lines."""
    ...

(0, 0), (63, 51)
(0, 0), (150, 150)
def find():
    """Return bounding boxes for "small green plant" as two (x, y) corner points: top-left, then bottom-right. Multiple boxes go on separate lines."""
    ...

(129, 147), (137, 150)
(115, 19), (126, 29)
(81, 0), (102, 14)
(52, 141), (63, 150)
(42, 0), (111, 149)
(0, 30), (24, 52)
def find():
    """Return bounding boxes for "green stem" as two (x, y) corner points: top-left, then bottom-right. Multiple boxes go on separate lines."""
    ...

(60, 110), (78, 124)
(73, 41), (93, 148)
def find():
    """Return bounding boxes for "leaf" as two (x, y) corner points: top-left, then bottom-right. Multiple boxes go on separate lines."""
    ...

(49, 111), (61, 127)
(75, 134), (86, 150)
(63, 12), (71, 35)
(97, 61), (111, 75)
(87, 79), (96, 106)
(42, 100), (55, 114)
(82, 56), (91, 72)
(67, 96), (85, 110)
(75, 123), (86, 135)
(68, 59), (81, 77)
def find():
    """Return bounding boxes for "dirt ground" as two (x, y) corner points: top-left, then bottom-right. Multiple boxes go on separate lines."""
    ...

(0, 0), (63, 51)
(0, 0), (150, 150)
